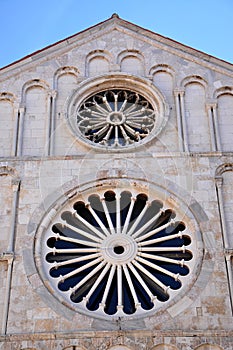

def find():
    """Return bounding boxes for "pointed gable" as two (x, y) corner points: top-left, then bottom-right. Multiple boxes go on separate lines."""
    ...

(1, 13), (232, 74)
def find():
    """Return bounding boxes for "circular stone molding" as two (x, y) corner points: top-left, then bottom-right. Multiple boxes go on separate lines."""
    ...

(66, 74), (169, 151)
(34, 179), (202, 320)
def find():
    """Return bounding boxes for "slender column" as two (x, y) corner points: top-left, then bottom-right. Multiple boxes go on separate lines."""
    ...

(1, 254), (13, 335)
(1, 179), (20, 335)
(216, 176), (233, 314)
(179, 90), (189, 152)
(215, 177), (229, 248)
(212, 102), (221, 151)
(17, 105), (26, 156)
(174, 89), (184, 152)
(2, 179), (20, 334)
(225, 252), (233, 314)
(45, 91), (52, 156)
(206, 102), (217, 151)
(12, 106), (19, 156)
(7, 179), (20, 252)
(48, 90), (57, 156)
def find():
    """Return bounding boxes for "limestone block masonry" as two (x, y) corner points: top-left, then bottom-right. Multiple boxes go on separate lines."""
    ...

(0, 14), (233, 350)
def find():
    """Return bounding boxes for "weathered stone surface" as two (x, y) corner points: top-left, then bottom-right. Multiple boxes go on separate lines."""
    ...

(0, 14), (233, 350)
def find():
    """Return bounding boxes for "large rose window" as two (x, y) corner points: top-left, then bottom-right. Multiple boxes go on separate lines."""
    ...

(38, 183), (198, 320)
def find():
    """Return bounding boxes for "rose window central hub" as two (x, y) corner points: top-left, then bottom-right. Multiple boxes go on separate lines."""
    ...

(107, 112), (125, 125)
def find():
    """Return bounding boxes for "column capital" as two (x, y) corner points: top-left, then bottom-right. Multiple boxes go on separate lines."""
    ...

(19, 104), (26, 113)
(215, 176), (223, 187)
(206, 99), (217, 109)
(48, 89), (57, 99)
(225, 249), (233, 260)
(11, 179), (21, 191)
(174, 88), (185, 96)
(13, 102), (21, 112)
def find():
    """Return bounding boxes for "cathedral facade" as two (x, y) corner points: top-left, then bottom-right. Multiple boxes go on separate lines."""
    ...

(0, 14), (233, 350)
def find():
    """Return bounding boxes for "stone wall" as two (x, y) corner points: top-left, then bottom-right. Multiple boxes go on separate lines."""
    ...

(0, 15), (232, 350)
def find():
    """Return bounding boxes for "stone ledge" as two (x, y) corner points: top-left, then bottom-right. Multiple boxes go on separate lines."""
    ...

(1, 330), (233, 342)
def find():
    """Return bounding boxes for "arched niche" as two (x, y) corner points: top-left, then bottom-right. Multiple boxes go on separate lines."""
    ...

(118, 50), (144, 76)
(215, 87), (233, 152)
(86, 50), (111, 76)
(150, 65), (175, 106)
(54, 66), (79, 91)
(88, 56), (110, 76)
(54, 67), (80, 155)
(21, 80), (50, 156)
(182, 76), (210, 151)
(0, 92), (16, 157)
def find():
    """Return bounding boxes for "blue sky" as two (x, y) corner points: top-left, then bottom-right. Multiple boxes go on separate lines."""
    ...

(1, 0), (233, 68)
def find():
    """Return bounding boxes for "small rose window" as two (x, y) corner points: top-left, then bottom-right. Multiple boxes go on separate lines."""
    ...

(77, 90), (156, 147)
